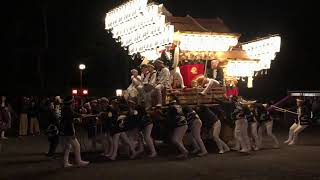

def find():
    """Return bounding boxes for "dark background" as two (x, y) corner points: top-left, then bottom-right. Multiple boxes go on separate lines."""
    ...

(2, 0), (316, 99)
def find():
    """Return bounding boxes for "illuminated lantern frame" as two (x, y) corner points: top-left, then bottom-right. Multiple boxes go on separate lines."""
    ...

(105, 1), (174, 60)
(242, 35), (281, 72)
(178, 33), (238, 52)
(105, 1), (281, 88)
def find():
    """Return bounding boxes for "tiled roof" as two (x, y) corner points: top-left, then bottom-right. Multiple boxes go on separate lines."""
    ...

(166, 16), (231, 33)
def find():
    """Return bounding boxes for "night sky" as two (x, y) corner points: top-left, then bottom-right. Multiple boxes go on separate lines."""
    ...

(3, 0), (317, 99)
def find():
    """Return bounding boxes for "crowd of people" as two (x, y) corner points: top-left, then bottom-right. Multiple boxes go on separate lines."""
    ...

(47, 95), (284, 167)
(0, 96), (43, 139)
(1, 93), (320, 168)
(1, 58), (320, 168)
(125, 58), (225, 110)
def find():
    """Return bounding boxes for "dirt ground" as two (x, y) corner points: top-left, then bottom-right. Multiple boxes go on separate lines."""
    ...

(1, 128), (320, 180)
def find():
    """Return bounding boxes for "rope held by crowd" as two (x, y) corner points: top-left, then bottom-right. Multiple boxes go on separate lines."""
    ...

(270, 105), (299, 115)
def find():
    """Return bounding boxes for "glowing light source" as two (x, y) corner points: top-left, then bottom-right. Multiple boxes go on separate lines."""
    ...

(105, 1), (173, 59)
(72, 89), (78, 95)
(178, 34), (238, 52)
(127, 25), (174, 55)
(290, 93), (320, 97)
(140, 50), (161, 61)
(82, 89), (88, 95)
(242, 35), (281, 71)
(226, 60), (258, 77)
(79, 64), (86, 70)
(105, 0), (149, 29)
(247, 76), (253, 88)
(116, 89), (123, 96)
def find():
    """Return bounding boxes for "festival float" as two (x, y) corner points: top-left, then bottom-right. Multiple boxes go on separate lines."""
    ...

(104, 0), (281, 106)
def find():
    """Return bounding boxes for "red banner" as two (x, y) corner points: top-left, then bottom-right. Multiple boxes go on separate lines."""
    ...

(180, 64), (205, 87)
(226, 87), (239, 97)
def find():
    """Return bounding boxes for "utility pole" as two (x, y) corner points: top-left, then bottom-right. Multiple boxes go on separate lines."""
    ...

(38, 0), (48, 89)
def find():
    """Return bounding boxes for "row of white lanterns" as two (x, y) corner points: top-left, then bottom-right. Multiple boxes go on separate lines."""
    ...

(226, 60), (259, 88)
(106, 1), (172, 59)
(112, 14), (165, 39)
(128, 26), (174, 55)
(105, 0), (148, 29)
(242, 36), (281, 71)
(140, 50), (162, 61)
(179, 34), (238, 52)
(226, 60), (258, 77)
(120, 24), (173, 47)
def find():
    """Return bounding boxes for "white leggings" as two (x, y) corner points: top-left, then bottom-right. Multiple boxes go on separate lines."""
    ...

(258, 120), (279, 146)
(143, 124), (157, 155)
(136, 124), (157, 155)
(212, 120), (230, 152)
(172, 125), (188, 154)
(249, 122), (260, 148)
(102, 132), (113, 155)
(234, 119), (251, 151)
(189, 119), (207, 153)
(285, 122), (308, 144)
(63, 137), (82, 164)
(111, 132), (137, 160)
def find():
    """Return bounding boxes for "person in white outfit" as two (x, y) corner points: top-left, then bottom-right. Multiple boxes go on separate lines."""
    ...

(136, 64), (149, 105)
(146, 64), (157, 86)
(199, 78), (220, 95)
(152, 59), (170, 107)
(170, 67), (185, 89)
(127, 69), (142, 101)
(140, 64), (150, 84)
(144, 64), (157, 109)
(284, 98), (311, 145)
(232, 100), (251, 153)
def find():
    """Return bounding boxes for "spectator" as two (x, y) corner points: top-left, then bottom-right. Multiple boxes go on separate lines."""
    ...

(28, 100), (40, 136)
(19, 97), (29, 136)
(54, 96), (63, 123)
(1, 96), (11, 139)
(39, 98), (50, 130)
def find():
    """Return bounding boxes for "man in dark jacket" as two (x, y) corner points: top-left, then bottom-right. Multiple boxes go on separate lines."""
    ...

(200, 60), (224, 96)
(206, 60), (224, 84)
(60, 96), (89, 168)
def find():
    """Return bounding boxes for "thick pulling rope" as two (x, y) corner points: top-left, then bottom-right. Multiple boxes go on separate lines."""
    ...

(270, 105), (299, 115)
(267, 95), (290, 111)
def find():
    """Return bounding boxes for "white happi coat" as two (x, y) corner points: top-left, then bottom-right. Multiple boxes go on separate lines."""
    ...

(127, 75), (142, 98)
(156, 67), (170, 88)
